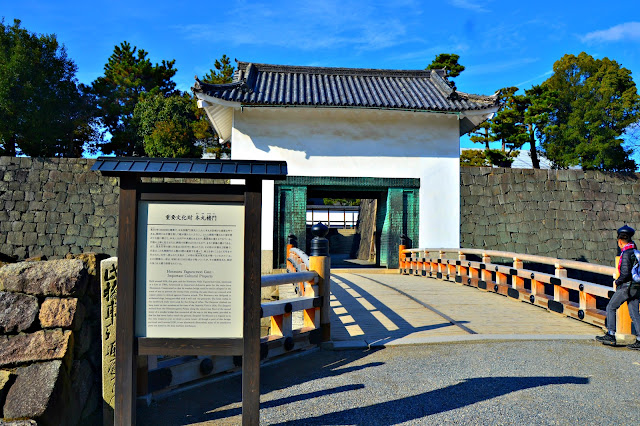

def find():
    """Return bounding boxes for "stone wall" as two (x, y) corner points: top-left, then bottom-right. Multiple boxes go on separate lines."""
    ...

(1, 156), (639, 267)
(0, 158), (119, 259)
(0, 253), (105, 425)
(0, 157), (225, 263)
(460, 167), (640, 265)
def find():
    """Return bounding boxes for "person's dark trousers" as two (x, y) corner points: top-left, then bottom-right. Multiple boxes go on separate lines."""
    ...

(606, 283), (640, 337)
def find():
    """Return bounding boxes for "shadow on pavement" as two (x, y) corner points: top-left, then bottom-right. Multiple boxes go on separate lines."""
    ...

(330, 274), (473, 342)
(138, 349), (385, 425)
(273, 375), (590, 425)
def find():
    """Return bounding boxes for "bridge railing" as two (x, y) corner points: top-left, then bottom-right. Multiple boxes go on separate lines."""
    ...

(259, 224), (332, 355)
(399, 247), (635, 343)
(259, 233), (331, 357)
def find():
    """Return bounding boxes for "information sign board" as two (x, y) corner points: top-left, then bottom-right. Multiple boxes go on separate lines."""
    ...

(135, 201), (245, 338)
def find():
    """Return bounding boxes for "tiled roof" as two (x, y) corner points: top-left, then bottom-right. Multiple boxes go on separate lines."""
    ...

(91, 157), (287, 179)
(193, 61), (498, 112)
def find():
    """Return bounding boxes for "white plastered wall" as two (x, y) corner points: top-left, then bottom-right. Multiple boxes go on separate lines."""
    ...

(229, 107), (461, 252)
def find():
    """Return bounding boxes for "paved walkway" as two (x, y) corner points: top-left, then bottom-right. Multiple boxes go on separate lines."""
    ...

(139, 341), (640, 425)
(329, 272), (601, 346)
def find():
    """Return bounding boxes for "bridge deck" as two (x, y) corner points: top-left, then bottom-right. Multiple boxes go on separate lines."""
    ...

(330, 272), (600, 346)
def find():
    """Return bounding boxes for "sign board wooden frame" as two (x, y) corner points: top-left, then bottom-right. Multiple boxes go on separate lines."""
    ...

(92, 158), (287, 426)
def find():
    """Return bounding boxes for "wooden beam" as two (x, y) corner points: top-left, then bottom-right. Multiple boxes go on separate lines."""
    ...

(138, 338), (243, 356)
(115, 175), (138, 426)
(242, 178), (262, 425)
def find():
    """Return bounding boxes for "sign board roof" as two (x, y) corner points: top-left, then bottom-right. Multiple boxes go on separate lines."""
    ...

(91, 157), (287, 179)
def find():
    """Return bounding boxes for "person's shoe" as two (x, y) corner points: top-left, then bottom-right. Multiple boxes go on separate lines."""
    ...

(627, 340), (640, 350)
(596, 333), (617, 345)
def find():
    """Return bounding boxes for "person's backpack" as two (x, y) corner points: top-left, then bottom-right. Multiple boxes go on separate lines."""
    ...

(632, 249), (640, 284)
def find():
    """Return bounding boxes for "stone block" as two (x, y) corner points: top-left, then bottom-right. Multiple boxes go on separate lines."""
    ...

(29, 208), (47, 223)
(0, 259), (88, 296)
(0, 292), (39, 334)
(39, 298), (84, 331)
(60, 212), (74, 225)
(23, 233), (37, 246)
(69, 359), (93, 426)
(3, 360), (71, 426)
(6, 232), (23, 246)
(1, 369), (15, 417)
(0, 329), (73, 368)
(66, 224), (80, 236)
(73, 320), (94, 360)
(79, 378), (100, 422)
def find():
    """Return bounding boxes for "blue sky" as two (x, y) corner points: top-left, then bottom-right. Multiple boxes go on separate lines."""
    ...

(3, 0), (640, 152)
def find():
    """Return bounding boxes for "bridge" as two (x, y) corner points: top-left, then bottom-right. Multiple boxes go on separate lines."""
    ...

(135, 233), (639, 425)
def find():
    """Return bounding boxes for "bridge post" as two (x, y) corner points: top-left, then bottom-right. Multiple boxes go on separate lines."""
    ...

(512, 257), (524, 291)
(481, 253), (491, 282)
(286, 234), (297, 259)
(554, 266), (569, 305)
(399, 234), (410, 274)
(457, 251), (466, 280)
(614, 255), (634, 344)
(309, 223), (331, 342)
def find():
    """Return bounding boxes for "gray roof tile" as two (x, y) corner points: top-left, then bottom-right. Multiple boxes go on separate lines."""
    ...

(193, 62), (498, 112)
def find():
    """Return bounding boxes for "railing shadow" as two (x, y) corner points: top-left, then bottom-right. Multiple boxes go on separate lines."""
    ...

(138, 348), (589, 425)
(330, 273), (471, 343)
(137, 348), (386, 425)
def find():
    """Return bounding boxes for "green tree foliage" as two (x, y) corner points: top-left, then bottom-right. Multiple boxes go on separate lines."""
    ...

(459, 149), (517, 167)
(460, 150), (490, 167)
(541, 52), (640, 171)
(484, 149), (518, 168)
(91, 41), (177, 156)
(521, 85), (557, 169)
(202, 54), (235, 84)
(322, 198), (361, 206)
(0, 19), (97, 157)
(426, 53), (465, 78)
(133, 92), (205, 158)
(490, 87), (520, 153)
(469, 121), (495, 150)
(489, 85), (558, 169)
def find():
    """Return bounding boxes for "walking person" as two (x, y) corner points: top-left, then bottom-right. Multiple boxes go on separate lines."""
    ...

(596, 225), (640, 349)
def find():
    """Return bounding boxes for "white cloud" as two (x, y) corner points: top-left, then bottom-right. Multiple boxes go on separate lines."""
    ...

(448, 0), (489, 13)
(176, 0), (422, 52)
(513, 70), (553, 88)
(582, 22), (640, 43)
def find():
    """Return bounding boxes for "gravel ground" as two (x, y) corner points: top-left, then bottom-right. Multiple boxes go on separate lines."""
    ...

(138, 340), (640, 425)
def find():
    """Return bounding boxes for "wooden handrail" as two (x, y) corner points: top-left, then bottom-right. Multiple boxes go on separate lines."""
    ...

(399, 246), (634, 344)
(402, 247), (616, 276)
(261, 271), (318, 287)
(289, 247), (310, 267)
(260, 243), (331, 359)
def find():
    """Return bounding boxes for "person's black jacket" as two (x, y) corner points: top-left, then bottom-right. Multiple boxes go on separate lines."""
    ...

(616, 245), (637, 287)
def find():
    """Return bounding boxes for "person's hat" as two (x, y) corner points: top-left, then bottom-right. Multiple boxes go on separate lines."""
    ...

(617, 224), (635, 238)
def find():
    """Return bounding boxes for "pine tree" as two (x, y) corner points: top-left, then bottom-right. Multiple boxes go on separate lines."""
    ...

(91, 41), (177, 156)
(541, 52), (639, 171)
